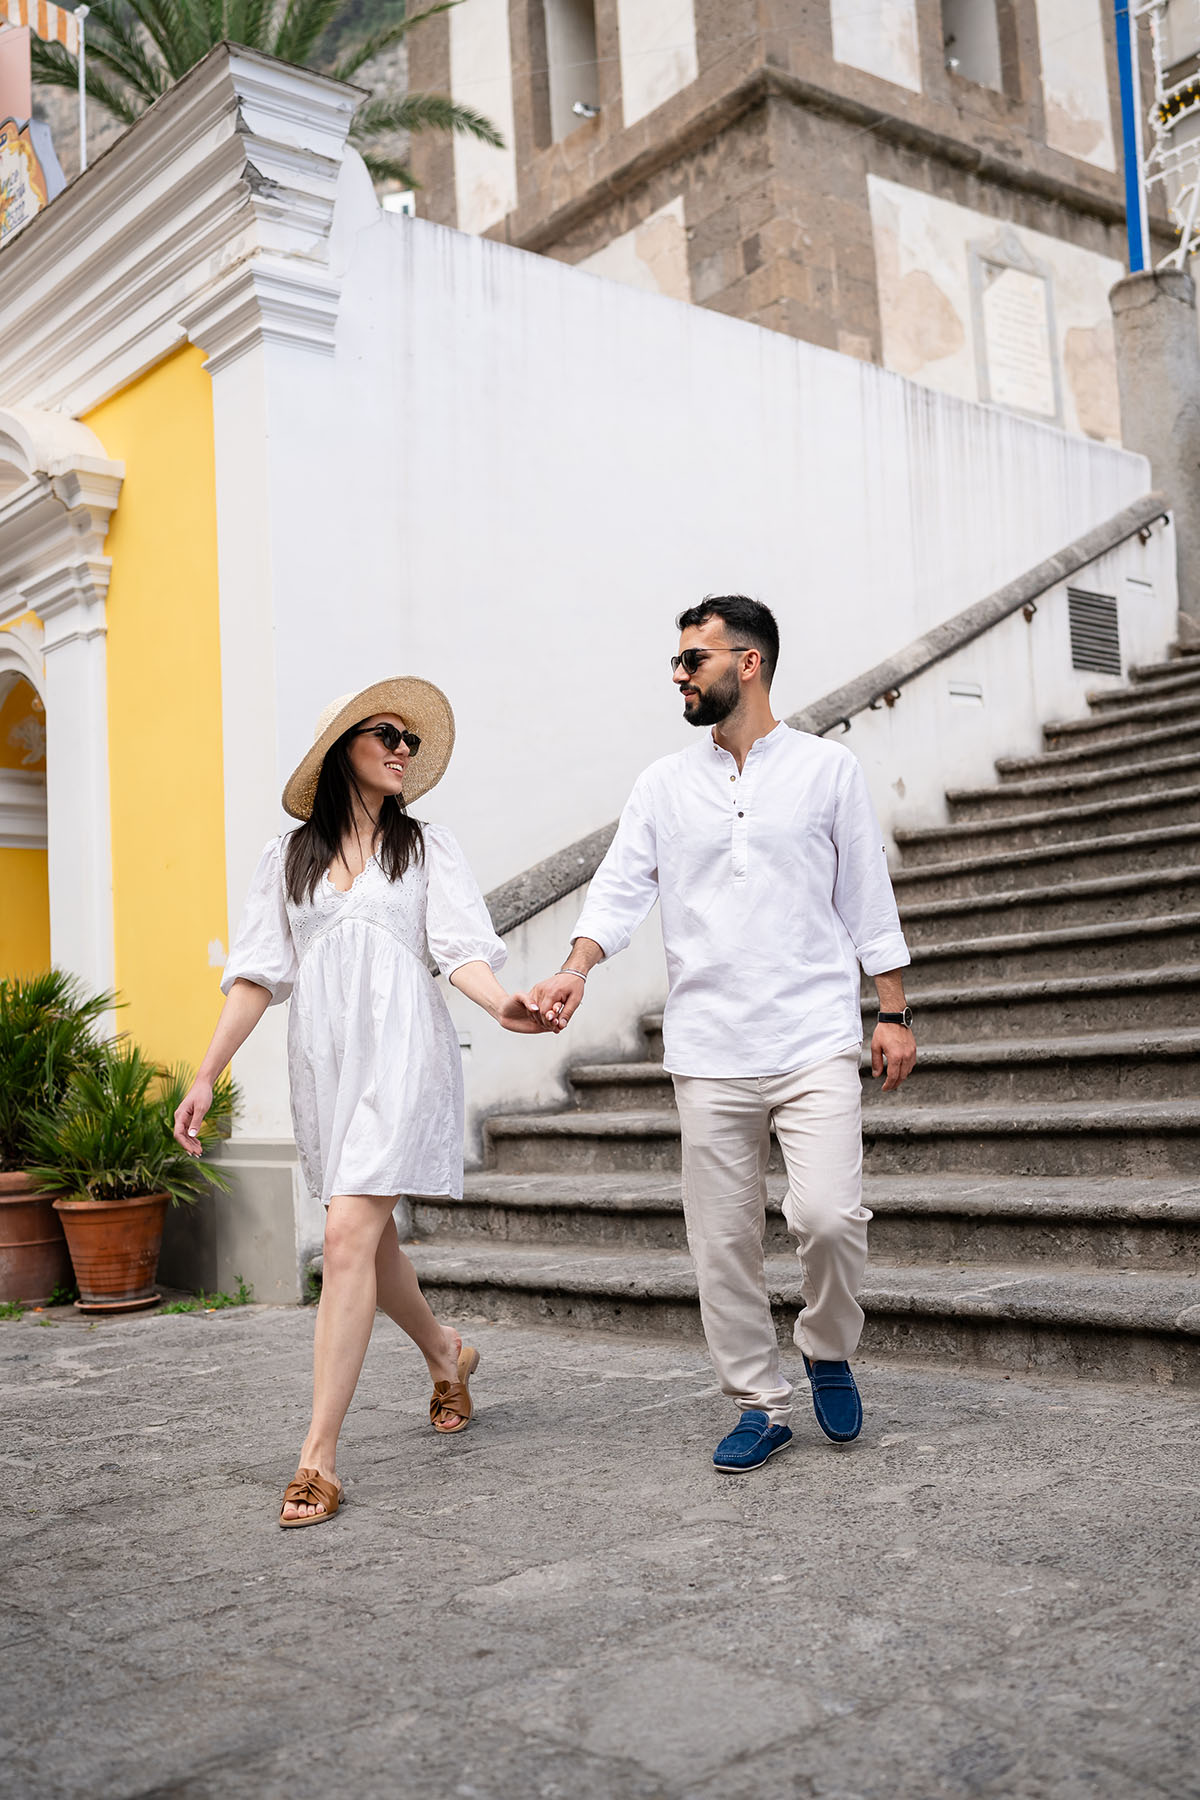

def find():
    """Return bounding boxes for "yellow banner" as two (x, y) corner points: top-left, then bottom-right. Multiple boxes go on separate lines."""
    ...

(0, 1), (80, 56)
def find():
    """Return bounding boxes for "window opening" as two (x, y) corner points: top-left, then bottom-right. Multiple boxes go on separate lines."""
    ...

(943, 0), (1003, 90)
(544, 0), (600, 141)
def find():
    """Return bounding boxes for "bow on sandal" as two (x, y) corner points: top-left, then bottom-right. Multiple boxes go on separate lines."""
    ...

(278, 1467), (344, 1528)
(430, 1344), (480, 1434)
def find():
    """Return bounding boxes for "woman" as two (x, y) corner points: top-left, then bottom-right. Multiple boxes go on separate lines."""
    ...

(174, 677), (552, 1528)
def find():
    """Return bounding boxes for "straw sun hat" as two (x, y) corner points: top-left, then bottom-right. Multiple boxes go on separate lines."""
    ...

(282, 677), (456, 821)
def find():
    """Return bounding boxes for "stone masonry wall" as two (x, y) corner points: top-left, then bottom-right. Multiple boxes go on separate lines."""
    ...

(408, 0), (1161, 374)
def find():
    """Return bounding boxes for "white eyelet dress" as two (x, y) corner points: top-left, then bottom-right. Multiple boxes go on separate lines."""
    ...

(221, 824), (506, 1206)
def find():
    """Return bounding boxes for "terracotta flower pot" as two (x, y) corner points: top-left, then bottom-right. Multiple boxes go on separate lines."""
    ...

(0, 1170), (74, 1305)
(52, 1191), (169, 1313)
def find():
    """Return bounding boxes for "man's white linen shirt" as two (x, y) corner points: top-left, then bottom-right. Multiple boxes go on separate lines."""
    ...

(573, 722), (910, 1079)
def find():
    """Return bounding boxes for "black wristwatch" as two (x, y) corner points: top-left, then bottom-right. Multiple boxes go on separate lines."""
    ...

(877, 1008), (914, 1029)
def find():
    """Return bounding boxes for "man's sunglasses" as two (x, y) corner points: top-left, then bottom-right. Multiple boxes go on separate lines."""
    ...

(670, 645), (749, 676)
(352, 723), (421, 756)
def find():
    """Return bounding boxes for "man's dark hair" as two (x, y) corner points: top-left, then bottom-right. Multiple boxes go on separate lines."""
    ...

(675, 595), (780, 689)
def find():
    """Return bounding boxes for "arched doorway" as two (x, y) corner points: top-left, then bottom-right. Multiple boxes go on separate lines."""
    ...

(0, 663), (49, 977)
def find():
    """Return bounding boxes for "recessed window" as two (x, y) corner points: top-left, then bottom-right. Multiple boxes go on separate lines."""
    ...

(544, 0), (600, 141)
(943, 0), (1003, 91)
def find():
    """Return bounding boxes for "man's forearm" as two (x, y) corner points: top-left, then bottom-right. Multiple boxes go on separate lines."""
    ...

(564, 937), (606, 976)
(872, 968), (909, 1012)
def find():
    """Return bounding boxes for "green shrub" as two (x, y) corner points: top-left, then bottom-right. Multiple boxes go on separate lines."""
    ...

(0, 971), (113, 1171)
(26, 1042), (237, 1207)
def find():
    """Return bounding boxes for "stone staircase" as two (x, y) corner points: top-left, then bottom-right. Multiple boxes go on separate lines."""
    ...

(409, 647), (1200, 1385)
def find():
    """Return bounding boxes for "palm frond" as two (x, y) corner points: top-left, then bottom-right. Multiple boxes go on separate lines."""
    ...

(29, 38), (144, 122)
(350, 90), (504, 146)
(272, 0), (346, 67)
(86, 0), (185, 91)
(226, 0), (274, 53)
(328, 0), (460, 84)
(357, 150), (418, 185)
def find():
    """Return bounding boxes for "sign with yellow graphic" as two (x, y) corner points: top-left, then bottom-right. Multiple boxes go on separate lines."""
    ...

(0, 114), (48, 242)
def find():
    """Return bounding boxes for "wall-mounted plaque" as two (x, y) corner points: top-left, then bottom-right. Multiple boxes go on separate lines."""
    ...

(0, 115), (48, 242)
(969, 228), (1063, 427)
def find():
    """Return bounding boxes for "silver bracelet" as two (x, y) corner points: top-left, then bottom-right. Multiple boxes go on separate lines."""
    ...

(559, 967), (588, 983)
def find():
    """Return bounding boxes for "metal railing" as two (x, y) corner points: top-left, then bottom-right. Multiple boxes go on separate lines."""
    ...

(483, 491), (1169, 938)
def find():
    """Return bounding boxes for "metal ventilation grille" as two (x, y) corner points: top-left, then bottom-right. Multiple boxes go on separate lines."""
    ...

(1067, 588), (1121, 676)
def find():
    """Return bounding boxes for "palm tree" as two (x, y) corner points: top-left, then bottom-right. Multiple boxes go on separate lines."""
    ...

(30, 0), (502, 185)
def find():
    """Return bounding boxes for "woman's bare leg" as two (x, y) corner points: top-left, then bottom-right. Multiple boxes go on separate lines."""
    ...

(374, 1217), (467, 1419)
(282, 1192), (396, 1520)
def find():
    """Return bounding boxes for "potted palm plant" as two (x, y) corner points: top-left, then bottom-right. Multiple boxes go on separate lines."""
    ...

(27, 1044), (237, 1313)
(0, 970), (111, 1305)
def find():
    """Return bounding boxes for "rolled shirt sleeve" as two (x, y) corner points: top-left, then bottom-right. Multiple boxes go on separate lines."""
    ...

(424, 824), (508, 979)
(572, 773), (661, 959)
(221, 837), (299, 1004)
(831, 754), (910, 977)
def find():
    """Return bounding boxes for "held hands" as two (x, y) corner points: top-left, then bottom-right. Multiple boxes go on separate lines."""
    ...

(496, 992), (560, 1035)
(173, 1078), (214, 1157)
(524, 972), (586, 1033)
(871, 1024), (917, 1092)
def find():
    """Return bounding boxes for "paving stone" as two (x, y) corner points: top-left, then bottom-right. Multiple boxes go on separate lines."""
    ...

(5, 1307), (1198, 1799)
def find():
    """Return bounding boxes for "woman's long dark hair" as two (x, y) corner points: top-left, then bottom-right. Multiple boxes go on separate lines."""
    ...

(284, 729), (424, 905)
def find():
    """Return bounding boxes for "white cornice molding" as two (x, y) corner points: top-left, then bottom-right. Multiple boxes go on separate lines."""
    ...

(0, 769), (48, 849)
(0, 44), (365, 414)
(179, 254), (342, 371)
(0, 466), (122, 633)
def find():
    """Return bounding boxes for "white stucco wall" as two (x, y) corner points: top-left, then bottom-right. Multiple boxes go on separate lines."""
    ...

(222, 153), (1169, 1145)
(298, 172), (1148, 890)
(576, 195), (691, 299)
(868, 174), (1125, 441)
(1035, 0), (1117, 172)
(830, 0), (921, 93)
(450, 0), (518, 232)
(616, 0), (699, 127)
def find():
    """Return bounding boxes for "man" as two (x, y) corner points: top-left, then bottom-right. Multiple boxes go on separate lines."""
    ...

(528, 596), (916, 1471)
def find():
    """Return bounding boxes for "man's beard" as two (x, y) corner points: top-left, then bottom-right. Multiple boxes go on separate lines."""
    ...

(682, 665), (740, 727)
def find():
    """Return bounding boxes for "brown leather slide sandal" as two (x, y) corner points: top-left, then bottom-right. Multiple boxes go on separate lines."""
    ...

(430, 1343), (480, 1434)
(278, 1467), (344, 1528)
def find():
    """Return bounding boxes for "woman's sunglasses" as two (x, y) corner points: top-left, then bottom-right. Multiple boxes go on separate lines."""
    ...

(353, 723), (421, 757)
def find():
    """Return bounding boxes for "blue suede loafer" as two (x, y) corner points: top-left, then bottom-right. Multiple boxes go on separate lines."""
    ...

(803, 1357), (863, 1443)
(712, 1409), (793, 1472)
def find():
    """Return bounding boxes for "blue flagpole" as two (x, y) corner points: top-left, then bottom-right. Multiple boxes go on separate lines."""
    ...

(1114, 0), (1150, 271)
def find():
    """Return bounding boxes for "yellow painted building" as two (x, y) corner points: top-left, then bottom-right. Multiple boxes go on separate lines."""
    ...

(84, 349), (227, 1068)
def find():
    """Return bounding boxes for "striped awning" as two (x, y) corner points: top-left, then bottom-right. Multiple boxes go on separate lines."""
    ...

(1, 0), (81, 56)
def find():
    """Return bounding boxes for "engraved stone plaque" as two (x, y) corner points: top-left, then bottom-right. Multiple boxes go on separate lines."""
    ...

(969, 229), (1063, 426)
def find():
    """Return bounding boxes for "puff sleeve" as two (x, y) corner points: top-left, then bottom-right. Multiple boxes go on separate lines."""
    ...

(220, 837), (299, 1005)
(424, 824), (507, 980)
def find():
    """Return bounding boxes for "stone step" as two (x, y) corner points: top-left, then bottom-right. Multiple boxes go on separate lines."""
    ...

(405, 1240), (1200, 1385)
(899, 867), (1200, 943)
(894, 785), (1200, 867)
(888, 820), (1200, 899)
(857, 964), (1200, 1039)
(1130, 646), (1200, 681)
(1088, 665), (1200, 708)
(485, 1098), (1200, 1177)
(644, 965), (1200, 1055)
(568, 1028), (1200, 1111)
(998, 716), (1200, 780)
(421, 1171), (1200, 1270)
(897, 912), (1200, 983)
(1042, 690), (1200, 749)
(945, 750), (1200, 821)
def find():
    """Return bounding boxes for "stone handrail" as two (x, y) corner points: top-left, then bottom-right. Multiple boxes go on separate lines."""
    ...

(484, 490), (1169, 937)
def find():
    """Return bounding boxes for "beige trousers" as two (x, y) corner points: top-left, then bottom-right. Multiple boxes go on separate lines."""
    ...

(672, 1047), (870, 1427)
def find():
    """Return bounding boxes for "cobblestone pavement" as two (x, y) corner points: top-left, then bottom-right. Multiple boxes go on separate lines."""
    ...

(2, 1302), (1198, 1800)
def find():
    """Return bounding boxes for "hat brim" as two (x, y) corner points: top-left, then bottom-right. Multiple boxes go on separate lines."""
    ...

(282, 678), (456, 821)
